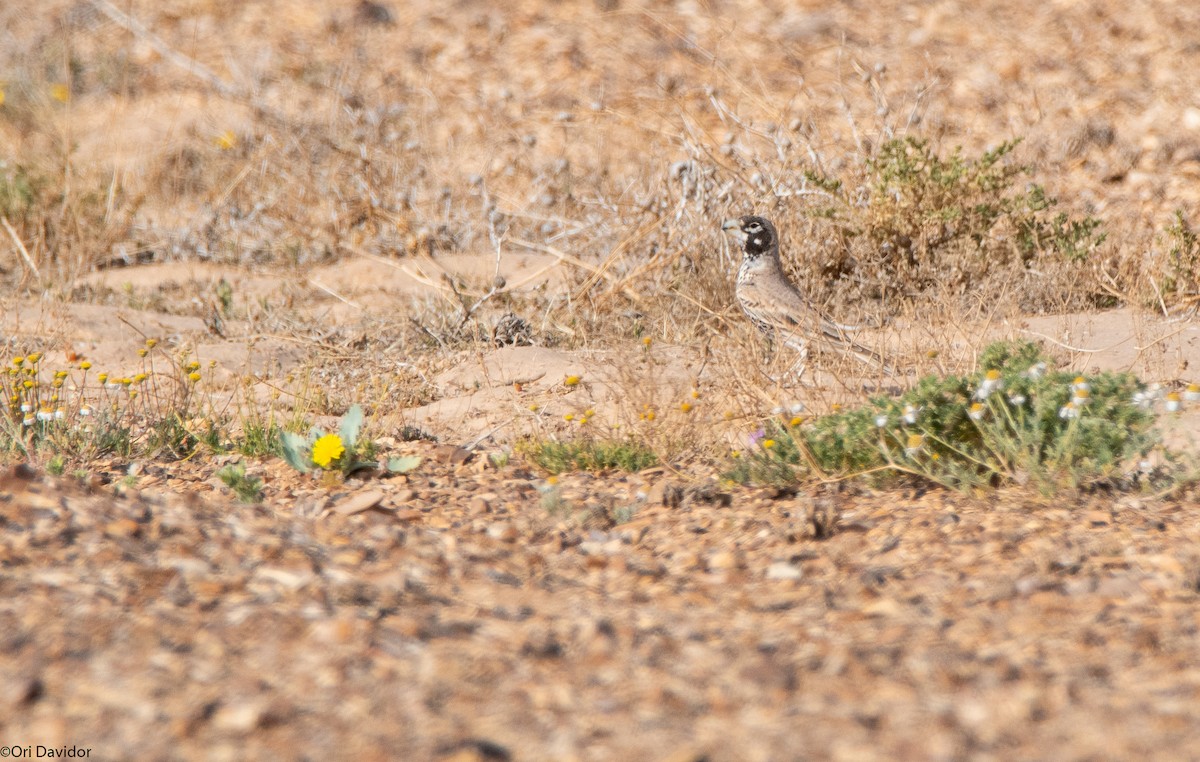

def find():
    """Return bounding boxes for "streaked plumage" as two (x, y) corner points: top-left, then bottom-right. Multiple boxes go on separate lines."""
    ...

(721, 215), (893, 377)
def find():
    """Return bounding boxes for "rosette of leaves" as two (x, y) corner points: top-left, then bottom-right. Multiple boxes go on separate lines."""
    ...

(282, 404), (420, 477)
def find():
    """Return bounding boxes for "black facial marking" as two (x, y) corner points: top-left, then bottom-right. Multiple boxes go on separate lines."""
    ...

(740, 216), (774, 257)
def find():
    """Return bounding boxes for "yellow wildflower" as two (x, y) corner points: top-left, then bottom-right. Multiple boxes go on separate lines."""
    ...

(311, 434), (345, 468)
(564, 375), (581, 387)
(49, 83), (69, 103)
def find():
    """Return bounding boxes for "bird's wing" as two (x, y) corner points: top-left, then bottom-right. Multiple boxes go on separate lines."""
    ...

(744, 281), (894, 374)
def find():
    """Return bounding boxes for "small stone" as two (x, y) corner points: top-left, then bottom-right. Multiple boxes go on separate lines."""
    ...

(333, 490), (385, 516)
(104, 518), (140, 538)
(212, 700), (268, 733)
(469, 496), (492, 514)
(486, 522), (518, 542)
(765, 562), (803, 581)
(708, 550), (743, 571)
(1087, 510), (1111, 526)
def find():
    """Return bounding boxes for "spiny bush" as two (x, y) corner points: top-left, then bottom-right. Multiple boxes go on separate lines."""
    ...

(1158, 210), (1200, 304)
(728, 341), (1164, 492)
(810, 138), (1107, 300)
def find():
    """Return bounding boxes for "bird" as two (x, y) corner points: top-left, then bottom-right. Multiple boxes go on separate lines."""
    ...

(721, 214), (893, 379)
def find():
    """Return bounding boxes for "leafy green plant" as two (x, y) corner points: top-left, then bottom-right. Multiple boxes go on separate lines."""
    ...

(216, 462), (264, 503)
(1160, 210), (1200, 302)
(729, 341), (1160, 492)
(808, 138), (1107, 298)
(523, 438), (658, 474)
(281, 404), (421, 480)
(237, 418), (284, 457)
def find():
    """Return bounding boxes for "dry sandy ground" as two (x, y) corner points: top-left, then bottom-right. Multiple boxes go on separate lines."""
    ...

(6, 0), (1200, 758)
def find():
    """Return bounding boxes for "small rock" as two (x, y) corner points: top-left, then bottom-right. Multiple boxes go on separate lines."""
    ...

(469, 496), (492, 514)
(486, 522), (518, 543)
(333, 490), (385, 516)
(212, 700), (268, 733)
(104, 518), (141, 538)
(708, 549), (743, 571)
(1087, 510), (1111, 526)
(765, 561), (803, 581)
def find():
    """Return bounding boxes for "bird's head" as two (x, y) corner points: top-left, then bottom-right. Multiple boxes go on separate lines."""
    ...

(721, 215), (777, 258)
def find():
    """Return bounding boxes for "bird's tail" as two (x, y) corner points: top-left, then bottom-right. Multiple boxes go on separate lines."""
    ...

(786, 330), (896, 376)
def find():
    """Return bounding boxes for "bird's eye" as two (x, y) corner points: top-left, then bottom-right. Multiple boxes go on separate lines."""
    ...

(747, 222), (762, 232)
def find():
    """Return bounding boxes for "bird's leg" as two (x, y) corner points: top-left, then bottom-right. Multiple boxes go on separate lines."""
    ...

(784, 342), (809, 384)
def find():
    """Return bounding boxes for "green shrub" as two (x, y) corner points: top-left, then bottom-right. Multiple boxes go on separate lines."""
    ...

(524, 439), (658, 474)
(808, 138), (1107, 299)
(728, 341), (1159, 492)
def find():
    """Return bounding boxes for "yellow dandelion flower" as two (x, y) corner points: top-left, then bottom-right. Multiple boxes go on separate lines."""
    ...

(763, 439), (776, 449)
(50, 83), (69, 103)
(27, 353), (41, 363)
(564, 413), (575, 421)
(215, 130), (237, 150)
(578, 417), (589, 425)
(585, 409), (595, 417)
(680, 401), (693, 413)
(311, 434), (345, 468)
(642, 337), (652, 347)
(12, 356), (23, 366)
(186, 361), (201, 372)
(564, 375), (581, 387)
(188, 372), (201, 383)
(145, 338), (158, 348)
(643, 410), (656, 421)
(724, 410), (734, 420)
(134, 373), (147, 383)
(690, 389), (700, 399)
(528, 404), (539, 412)
(789, 416), (804, 426)
(0, 88), (5, 107)
(97, 373), (108, 384)
(138, 348), (148, 358)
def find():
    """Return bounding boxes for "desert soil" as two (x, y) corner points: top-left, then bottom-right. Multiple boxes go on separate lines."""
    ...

(5, 0), (1200, 760)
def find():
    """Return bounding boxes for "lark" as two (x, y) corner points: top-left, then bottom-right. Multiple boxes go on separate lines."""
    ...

(721, 214), (893, 378)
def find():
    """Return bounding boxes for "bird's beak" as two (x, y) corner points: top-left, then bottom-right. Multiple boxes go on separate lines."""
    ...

(721, 218), (746, 242)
